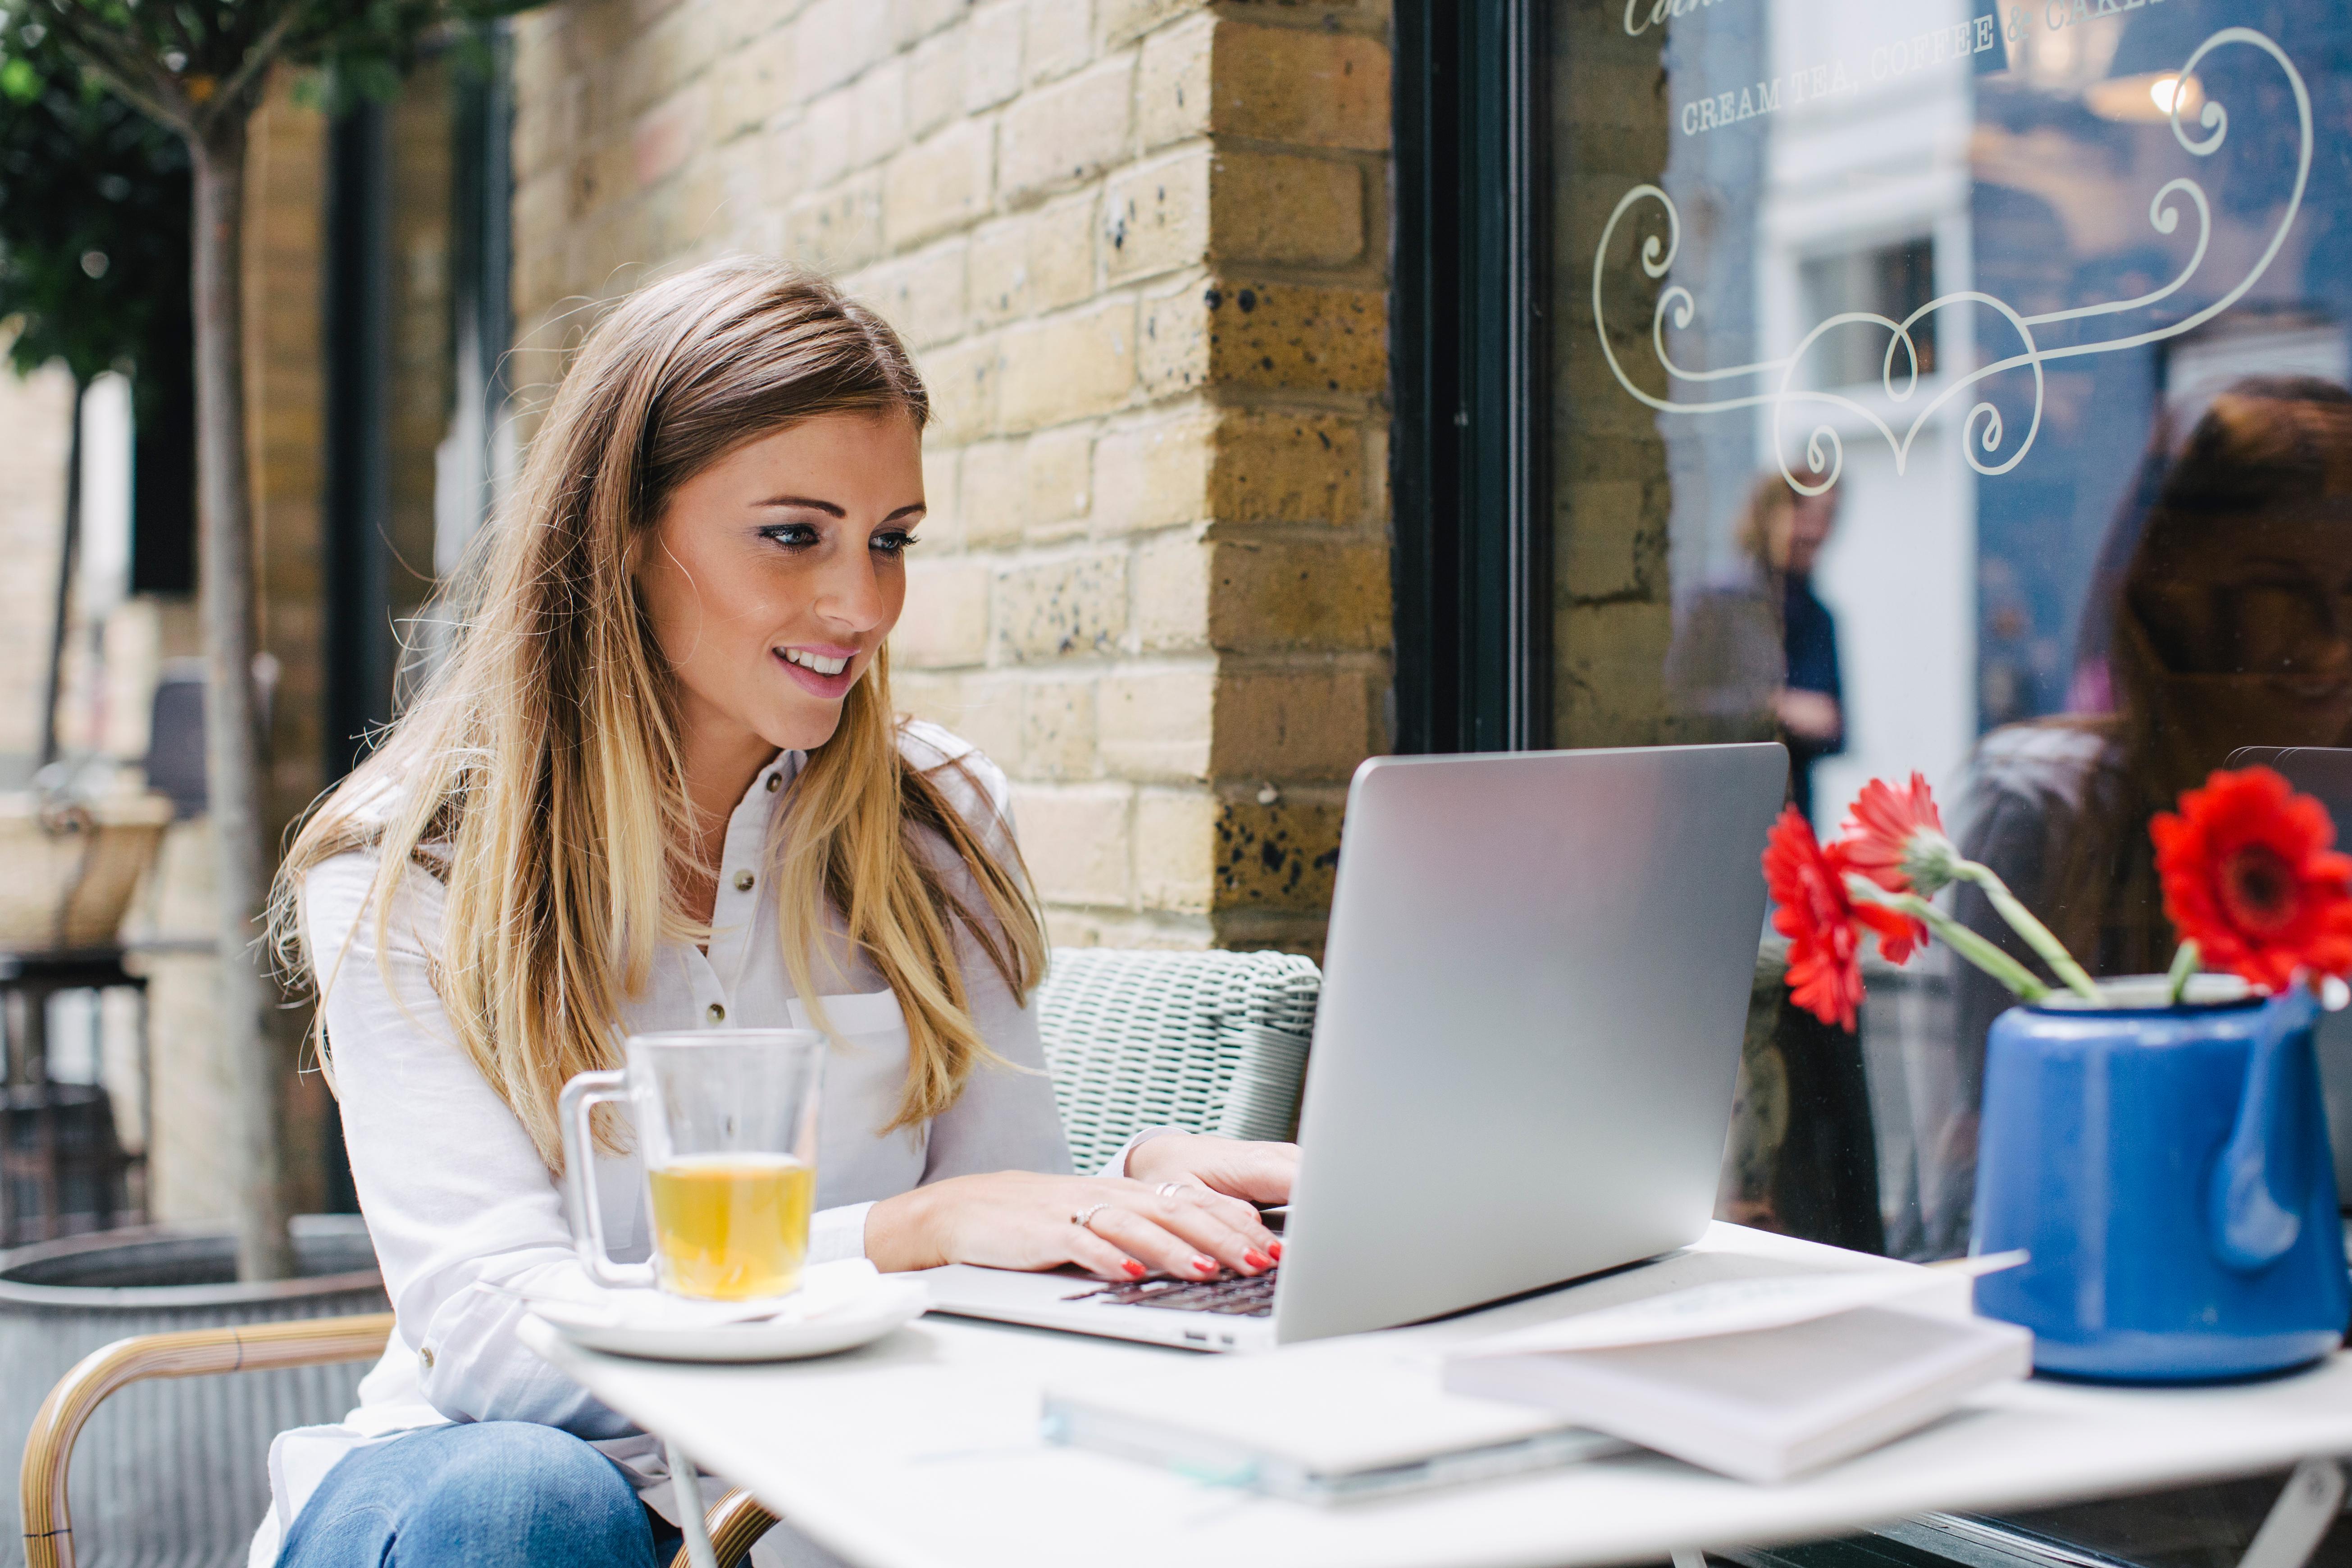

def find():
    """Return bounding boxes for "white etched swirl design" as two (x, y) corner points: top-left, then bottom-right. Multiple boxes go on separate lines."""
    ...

(1593, 27), (2312, 494)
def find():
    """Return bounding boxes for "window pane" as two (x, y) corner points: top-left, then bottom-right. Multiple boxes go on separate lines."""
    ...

(1550, 0), (2352, 1258)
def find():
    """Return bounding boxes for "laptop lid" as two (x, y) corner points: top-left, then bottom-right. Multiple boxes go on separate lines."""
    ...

(1271, 743), (1788, 1344)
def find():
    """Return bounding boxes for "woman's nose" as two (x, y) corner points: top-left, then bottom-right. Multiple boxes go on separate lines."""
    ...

(814, 550), (888, 632)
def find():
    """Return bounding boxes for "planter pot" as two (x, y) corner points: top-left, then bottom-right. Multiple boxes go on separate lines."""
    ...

(0, 1219), (388, 1568)
(1972, 976), (2348, 1383)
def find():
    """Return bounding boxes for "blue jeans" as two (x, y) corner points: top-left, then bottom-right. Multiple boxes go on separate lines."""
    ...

(277, 1422), (683, 1567)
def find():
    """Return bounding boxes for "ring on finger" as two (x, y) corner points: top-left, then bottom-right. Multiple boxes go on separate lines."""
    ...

(1071, 1203), (1110, 1229)
(1155, 1181), (1199, 1199)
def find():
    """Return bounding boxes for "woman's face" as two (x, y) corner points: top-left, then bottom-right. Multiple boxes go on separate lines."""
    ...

(635, 410), (924, 757)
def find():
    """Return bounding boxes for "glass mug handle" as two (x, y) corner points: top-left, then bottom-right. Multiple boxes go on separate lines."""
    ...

(557, 1070), (656, 1289)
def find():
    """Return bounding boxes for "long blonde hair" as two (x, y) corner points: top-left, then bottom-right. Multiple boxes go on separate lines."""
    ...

(272, 258), (1046, 1171)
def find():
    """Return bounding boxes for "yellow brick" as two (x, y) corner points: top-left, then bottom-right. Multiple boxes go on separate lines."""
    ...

(994, 551), (1130, 661)
(882, 118), (992, 249)
(783, 171), (884, 272)
(1104, 149), (1208, 282)
(631, 86), (705, 188)
(1024, 0), (1093, 84)
(905, 0), (969, 43)
(893, 556), (993, 668)
(1208, 540), (1390, 653)
(1212, 666), (1373, 780)
(787, 86), (856, 191)
(998, 298), (1136, 432)
(957, 438), (1025, 548)
(1213, 22), (1390, 152)
(1025, 426), (1094, 526)
(965, 0), (1025, 110)
(891, 669), (965, 734)
(1137, 275), (1212, 398)
(712, 24), (792, 139)
(1100, 0), (1202, 49)
(794, 0), (899, 97)
(1020, 676), (1099, 779)
(1029, 195), (1099, 313)
(1213, 791), (1344, 913)
(1008, 784), (1132, 907)
(999, 55), (1135, 200)
(618, 0), (717, 116)
(1136, 789), (1215, 913)
(1203, 281), (1385, 395)
(949, 669), (1027, 770)
(1093, 407), (1216, 533)
(966, 218), (1027, 327)
(855, 56), (909, 169)
(905, 27), (965, 141)
(1136, 14), (1212, 150)
(1214, 410), (1363, 526)
(1212, 150), (1363, 265)
(919, 442), (961, 552)
(852, 241), (968, 350)
(1133, 529), (1209, 652)
(1099, 665), (1213, 780)
(917, 333), (1002, 445)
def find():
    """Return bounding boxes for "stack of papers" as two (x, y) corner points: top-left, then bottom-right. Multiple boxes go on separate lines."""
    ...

(1441, 1261), (2033, 1483)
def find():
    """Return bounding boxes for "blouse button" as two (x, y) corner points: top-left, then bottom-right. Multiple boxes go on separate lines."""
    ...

(706, 1003), (727, 1025)
(733, 870), (755, 893)
(764, 773), (781, 793)
(419, 1344), (435, 1370)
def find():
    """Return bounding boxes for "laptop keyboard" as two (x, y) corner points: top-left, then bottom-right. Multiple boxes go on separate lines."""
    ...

(1065, 1268), (1279, 1317)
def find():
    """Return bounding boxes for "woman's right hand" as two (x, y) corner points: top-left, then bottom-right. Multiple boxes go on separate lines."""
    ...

(862, 1171), (1281, 1282)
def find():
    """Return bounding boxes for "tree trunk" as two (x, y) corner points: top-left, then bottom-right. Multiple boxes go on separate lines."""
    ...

(38, 378), (85, 771)
(191, 122), (291, 1283)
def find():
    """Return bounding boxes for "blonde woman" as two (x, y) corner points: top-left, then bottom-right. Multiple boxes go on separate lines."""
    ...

(260, 259), (1295, 1568)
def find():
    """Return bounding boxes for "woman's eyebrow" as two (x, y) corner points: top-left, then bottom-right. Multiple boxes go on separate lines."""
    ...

(752, 497), (927, 522)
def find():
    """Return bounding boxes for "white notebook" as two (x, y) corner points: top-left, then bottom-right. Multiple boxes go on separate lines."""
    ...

(1041, 1338), (1628, 1503)
(1440, 1264), (2033, 1484)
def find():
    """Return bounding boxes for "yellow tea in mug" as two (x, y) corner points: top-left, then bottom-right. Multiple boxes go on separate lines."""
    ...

(646, 1153), (816, 1300)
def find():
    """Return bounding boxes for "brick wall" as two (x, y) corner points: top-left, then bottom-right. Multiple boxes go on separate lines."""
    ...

(510, 0), (1395, 953)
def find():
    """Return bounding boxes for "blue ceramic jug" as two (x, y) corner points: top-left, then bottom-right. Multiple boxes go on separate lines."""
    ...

(1971, 977), (2348, 1382)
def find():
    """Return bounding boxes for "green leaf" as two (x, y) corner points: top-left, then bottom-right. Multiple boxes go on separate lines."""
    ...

(0, 55), (41, 102)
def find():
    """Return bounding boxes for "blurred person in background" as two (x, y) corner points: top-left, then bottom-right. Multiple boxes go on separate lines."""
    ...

(1668, 470), (1847, 820)
(1921, 376), (2352, 1257)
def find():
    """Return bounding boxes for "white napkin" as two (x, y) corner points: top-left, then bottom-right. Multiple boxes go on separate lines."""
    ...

(524, 1259), (924, 1334)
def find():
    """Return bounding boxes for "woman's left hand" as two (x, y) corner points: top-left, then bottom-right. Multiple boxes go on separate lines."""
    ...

(1124, 1130), (1298, 1208)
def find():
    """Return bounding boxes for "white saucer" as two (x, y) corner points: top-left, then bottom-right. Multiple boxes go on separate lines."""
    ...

(528, 1277), (930, 1363)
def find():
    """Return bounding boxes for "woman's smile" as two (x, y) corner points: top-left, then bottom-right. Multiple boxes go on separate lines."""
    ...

(773, 641), (861, 698)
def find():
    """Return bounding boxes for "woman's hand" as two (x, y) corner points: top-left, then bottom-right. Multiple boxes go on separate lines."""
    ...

(863, 1166), (1283, 1282)
(1123, 1130), (1298, 1208)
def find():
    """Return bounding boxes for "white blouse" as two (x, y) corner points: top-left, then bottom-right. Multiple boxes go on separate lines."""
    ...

(253, 724), (1130, 1567)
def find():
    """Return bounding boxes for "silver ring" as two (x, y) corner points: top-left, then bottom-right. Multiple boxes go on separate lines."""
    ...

(1071, 1203), (1110, 1229)
(1156, 1181), (1196, 1199)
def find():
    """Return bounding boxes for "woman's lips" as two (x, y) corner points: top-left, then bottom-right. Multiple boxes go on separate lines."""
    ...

(774, 647), (859, 699)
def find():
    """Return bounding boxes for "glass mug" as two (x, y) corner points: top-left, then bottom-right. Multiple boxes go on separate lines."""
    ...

(558, 1031), (825, 1301)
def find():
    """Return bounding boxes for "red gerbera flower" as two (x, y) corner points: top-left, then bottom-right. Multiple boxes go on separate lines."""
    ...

(2153, 767), (2352, 992)
(1841, 772), (1955, 894)
(1763, 806), (1928, 1031)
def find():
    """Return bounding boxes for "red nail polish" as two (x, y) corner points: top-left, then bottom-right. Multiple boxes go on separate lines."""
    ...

(1194, 1254), (1218, 1274)
(1244, 1249), (1272, 1270)
(1268, 1241), (1284, 1261)
(1124, 1259), (1146, 1278)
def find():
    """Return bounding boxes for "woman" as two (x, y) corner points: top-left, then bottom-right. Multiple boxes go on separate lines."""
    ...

(261, 258), (1295, 1567)
(1919, 376), (2352, 1257)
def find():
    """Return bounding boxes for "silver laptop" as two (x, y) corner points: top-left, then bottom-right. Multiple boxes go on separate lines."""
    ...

(922, 743), (1788, 1351)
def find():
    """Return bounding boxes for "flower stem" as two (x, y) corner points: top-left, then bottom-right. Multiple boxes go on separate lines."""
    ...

(1952, 860), (2104, 1003)
(1848, 877), (2053, 1003)
(2166, 940), (2200, 1006)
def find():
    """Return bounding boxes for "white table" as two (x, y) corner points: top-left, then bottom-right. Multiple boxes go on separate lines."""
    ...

(523, 1225), (2352, 1568)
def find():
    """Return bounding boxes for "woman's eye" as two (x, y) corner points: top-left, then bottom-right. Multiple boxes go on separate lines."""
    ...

(758, 524), (820, 549)
(871, 531), (919, 556)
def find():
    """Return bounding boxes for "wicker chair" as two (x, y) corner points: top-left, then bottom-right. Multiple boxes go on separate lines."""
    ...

(18, 946), (1320, 1568)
